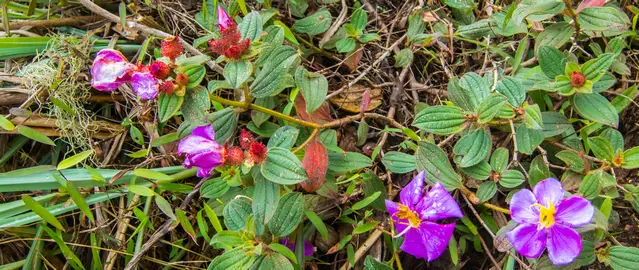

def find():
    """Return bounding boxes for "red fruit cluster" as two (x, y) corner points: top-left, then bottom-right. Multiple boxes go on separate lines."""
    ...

(240, 129), (254, 150)
(570, 71), (586, 87)
(161, 36), (184, 60)
(208, 25), (251, 59)
(149, 61), (170, 80)
(159, 81), (175, 94)
(224, 146), (245, 166)
(249, 142), (267, 164)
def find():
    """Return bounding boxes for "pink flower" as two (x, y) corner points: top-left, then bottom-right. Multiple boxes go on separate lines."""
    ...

(177, 125), (225, 178)
(217, 6), (233, 31)
(281, 237), (315, 257)
(130, 71), (160, 100)
(91, 49), (135, 91)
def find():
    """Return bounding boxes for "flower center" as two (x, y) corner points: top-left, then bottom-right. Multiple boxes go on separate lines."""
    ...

(395, 203), (421, 228)
(533, 200), (557, 229)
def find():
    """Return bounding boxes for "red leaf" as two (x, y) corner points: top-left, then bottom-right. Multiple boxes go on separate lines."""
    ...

(300, 140), (328, 192)
(577, 0), (609, 13)
(360, 89), (371, 114)
(295, 94), (333, 123)
(344, 44), (362, 71)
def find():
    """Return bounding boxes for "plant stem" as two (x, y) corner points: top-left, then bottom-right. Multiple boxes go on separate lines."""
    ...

(459, 185), (511, 214)
(293, 128), (319, 153)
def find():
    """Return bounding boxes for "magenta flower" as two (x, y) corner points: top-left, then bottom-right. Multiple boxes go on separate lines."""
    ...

(385, 171), (463, 261)
(281, 237), (315, 257)
(177, 125), (225, 178)
(507, 178), (594, 265)
(217, 6), (233, 31)
(90, 49), (135, 91)
(130, 71), (159, 100)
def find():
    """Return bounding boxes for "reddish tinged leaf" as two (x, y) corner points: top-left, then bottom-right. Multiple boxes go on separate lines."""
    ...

(360, 89), (371, 114)
(577, 0), (609, 13)
(301, 140), (328, 192)
(344, 44), (362, 71)
(295, 94), (333, 123)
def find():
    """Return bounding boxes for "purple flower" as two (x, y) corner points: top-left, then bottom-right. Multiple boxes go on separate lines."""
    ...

(177, 125), (225, 178)
(281, 237), (315, 256)
(385, 171), (463, 261)
(217, 6), (233, 31)
(130, 71), (159, 100)
(507, 178), (594, 265)
(91, 49), (135, 91)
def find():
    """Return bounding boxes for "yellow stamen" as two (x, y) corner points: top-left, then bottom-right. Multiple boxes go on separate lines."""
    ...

(395, 203), (421, 228)
(533, 200), (557, 229)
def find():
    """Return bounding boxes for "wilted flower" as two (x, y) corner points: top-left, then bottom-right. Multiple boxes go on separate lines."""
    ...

(208, 9), (250, 60)
(177, 125), (225, 178)
(217, 6), (234, 31)
(385, 171), (463, 261)
(507, 178), (594, 265)
(130, 69), (160, 100)
(161, 36), (184, 61)
(282, 237), (315, 256)
(90, 49), (135, 91)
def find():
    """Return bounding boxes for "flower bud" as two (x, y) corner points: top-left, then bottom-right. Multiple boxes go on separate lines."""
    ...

(159, 81), (175, 94)
(570, 71), (586, 87)
(239, 129), (255, 150)
(248, 142), (267, 164)
(217, 6), (234, 31)
(224, 146), (245, 166)
(175, 73), (189, 87)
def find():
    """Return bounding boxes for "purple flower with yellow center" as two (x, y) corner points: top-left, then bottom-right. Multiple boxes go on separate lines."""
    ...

(507, 178), (594, 265)
(177, 125), (225, 178)
(385, 171), (463, 261)
(91, 49), (135, 91)
(281, 237), (315, 257)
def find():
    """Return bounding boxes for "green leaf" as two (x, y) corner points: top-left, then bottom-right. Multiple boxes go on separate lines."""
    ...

(295, 67), (328, 114)
(578, 7), (630, 32)
(572, 93), (619, 127)
(223, 199), (252, 231)
(268, 192), (303, 237)
(224, 60), (252, 88)
(274, 20), (299, 45)
(352, 191), (381, 210)
(293, 9), (332, 36)
(394, 48), (413, 68)
(601, 128), (624, 152)
(582, 53), (615, 81)
(460, 161), (491, 180)
(357, 121), (369, 146)
(490, 147), (509, 173)
(415, 142), (461, 191)
(210, 230), (244, 247)
(495, 77), (525, 107)
(203, 203), (223, 232)
(515, 124), (544, 155)
(453, 129), (492, 168)
(57, 150), (93, 170)
(155, 195), (176, 220)
(41, 226), (85, 270)
(353, 221), (379, 234)
(457, 19), (492, 39)
(364, 256), (393, 270)
(238, 11), (263, 41)
(22, 195), (63, 230)
(535, 22), (574, 53)
(523, 104), (543, 130)
(130, 126), (144, 145)
(127, 185), (154, 196)
(556, 150), (585, 172)
(305, 210), (328, 240)
(362, 172), (387, 211)
(0, 115), (15, 130)
(327, 152), (372, 173)
(253, 172), (280, 226)
(358, 33), (380, 43)
(176, 208), (197, 241)
(541, 112), (572, 137)
(209, 108), (239, 143)
(351, 7), (368, 31)
(251, 46), (299, 98)
(455, 72), (490, 111)
(17, 125), (55, 146)
(257, 253), (294, 270)
(200, 178), (230, 199)
(476, 181), (497, 203)
(133, 168), (171, 181)
(609, 245), (639, 270)
(500, 170), (525, 188)
(66, 181), (95, 222)
(623, 147), (639, 169)
(477, 94), (508, 124)
(267, 126), (300, 149)
(538, 46), (566, 79)
(208, 248), (256, 270)
(412, 106), (467, 135)
(179, 65), (206, 88)
(528, 155), (552, 187)
(579, 173), (601, 200)
(589, 136), (615, 161)
(268, 243), (298, 265)
(158, 93), (184, 123)
(381, 152), (415, 174)
(336, 38), (356, 53)
(261, 147), (308, 185)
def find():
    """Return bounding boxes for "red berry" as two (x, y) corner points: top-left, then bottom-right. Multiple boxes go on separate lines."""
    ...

(239, 129), (254, 150)
(175, 73), (189, 87)
(161, 36), (184, 60)
(249, 142), (267, 164)
(224, 146), (245, 166)
(159, 81), (175, 94)
(570, 71), (586, 87)
(149, 61), (170, 80)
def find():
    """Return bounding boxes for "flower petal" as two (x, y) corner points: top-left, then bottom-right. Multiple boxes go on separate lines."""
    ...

(507, 223), (547, 259)
(416, 182), (463, 221)
(547, 224), (582, 265)
(533, 178), (565, 208)
(95, 49), (128, 62)
(400, 170), (425, 207)
(191, 125), (216, 141)
(188, 151), (224, 169)
(399, 227), (429, 259)
(196, 167), (213, 178)
(419, 221), (456, 261)
(510, 189), (540, 224)
(91, 60), (134, 91)
(130, 72), (159, 99)
(386, 200), (407, 234)
(177, 135), (219, 156)
(555, 196), (594, 227)
(217, 6), (234, 30)
(303, 241), (316, 256)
